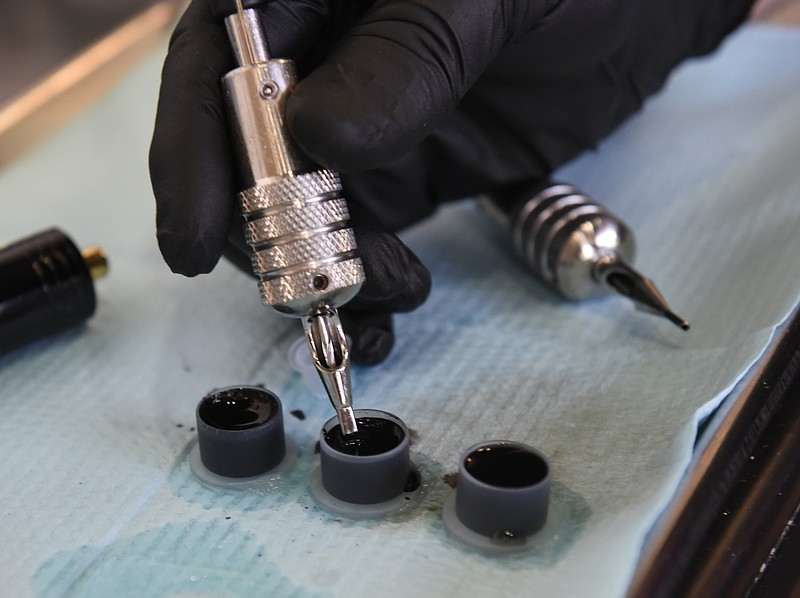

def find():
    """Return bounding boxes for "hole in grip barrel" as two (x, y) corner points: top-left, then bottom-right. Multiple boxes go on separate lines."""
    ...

(258, 258), (364, 313)
(251, 228), (357, 276)
(240, 170), (342, 214)
(244, 199), (350, 246)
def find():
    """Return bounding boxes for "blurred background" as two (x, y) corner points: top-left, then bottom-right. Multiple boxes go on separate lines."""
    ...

(1, 0), (798, 168)
(0, 0), (183, 166)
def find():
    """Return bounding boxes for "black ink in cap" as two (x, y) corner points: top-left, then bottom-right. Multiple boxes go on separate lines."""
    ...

(196, 386), (286, 478)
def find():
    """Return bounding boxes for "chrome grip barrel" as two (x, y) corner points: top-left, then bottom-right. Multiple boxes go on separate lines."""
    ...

(483, 184), (636, 300)
(222, 9), (364, 317)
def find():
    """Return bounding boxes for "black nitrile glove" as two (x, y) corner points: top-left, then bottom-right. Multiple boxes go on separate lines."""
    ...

(150, 0), (755, 363)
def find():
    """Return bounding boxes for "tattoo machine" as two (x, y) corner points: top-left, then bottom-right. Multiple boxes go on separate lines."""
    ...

(222, 2), (364, 435)
(482, 182), (689, 330)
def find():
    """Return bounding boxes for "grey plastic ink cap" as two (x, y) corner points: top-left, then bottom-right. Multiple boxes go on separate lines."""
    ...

(319, 409), (410, 504)
(196, 386), (286, 478)
(455, 440), (551, 538)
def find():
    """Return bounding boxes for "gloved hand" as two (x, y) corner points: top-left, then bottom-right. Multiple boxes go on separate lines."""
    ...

(150, 0), (755, 363)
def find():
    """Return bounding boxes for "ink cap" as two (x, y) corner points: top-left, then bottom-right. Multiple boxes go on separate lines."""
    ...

(195, 385), (286, 478)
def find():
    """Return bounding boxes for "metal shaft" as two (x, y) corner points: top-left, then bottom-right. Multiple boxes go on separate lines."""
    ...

(223, 6), (364, 434)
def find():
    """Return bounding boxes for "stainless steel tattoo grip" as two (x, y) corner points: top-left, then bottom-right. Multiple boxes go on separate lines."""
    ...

(222, 5), (365, 435)
(481, 183), (689, 330)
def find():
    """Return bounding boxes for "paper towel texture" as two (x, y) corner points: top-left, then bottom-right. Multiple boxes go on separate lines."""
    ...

(1, 24), (799, 598)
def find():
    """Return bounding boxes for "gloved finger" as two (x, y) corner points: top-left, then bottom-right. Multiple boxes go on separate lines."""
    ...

(286, 0), (553, 172)
(250, 0), (331, 61)
(150, 0), (238, 276)
(338, 110), (551, 233)
(346, 202), (432, 314)
(341, 203), (430, 365)
(258, 0), (371, 75)
(338, 310), (394, 366)
(149, 0), (330, 277)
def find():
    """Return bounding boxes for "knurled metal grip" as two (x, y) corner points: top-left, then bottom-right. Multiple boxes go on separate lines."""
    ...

(240, 171), (364, 315)
(241, 170), (341, 211)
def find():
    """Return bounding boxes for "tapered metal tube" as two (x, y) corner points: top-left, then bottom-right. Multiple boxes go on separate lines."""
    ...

(304, 309), (358, 436)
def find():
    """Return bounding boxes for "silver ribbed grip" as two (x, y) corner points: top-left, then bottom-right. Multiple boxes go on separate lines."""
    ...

(509, 184), (635, 300)
(240, 170), (364, 315)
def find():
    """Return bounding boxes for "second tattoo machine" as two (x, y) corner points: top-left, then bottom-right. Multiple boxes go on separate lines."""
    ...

(482, 183), (689, 330)
(222, 3), (364, 435)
